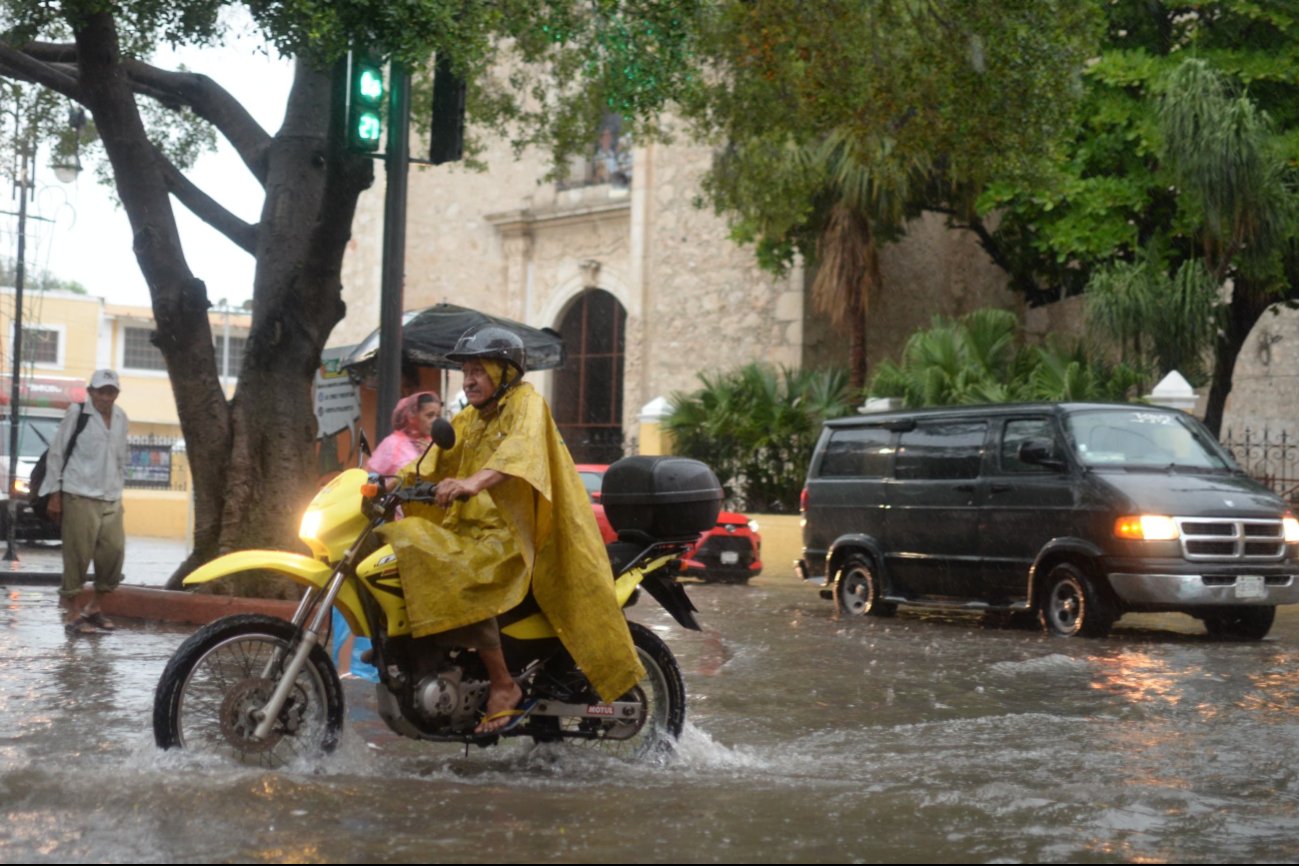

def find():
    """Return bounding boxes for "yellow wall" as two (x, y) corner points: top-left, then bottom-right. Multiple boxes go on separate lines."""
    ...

(0, 291), (253, 542)
(124, 489), (191, 539)
(0, 290), (100, 384)
(753, 513), (803, 582)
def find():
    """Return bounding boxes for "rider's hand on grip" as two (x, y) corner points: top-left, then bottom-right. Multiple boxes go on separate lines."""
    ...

(398, 481), (440, 503)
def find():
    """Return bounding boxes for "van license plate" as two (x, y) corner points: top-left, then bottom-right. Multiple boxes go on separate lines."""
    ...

(720, 551), (740, 565)
(1236, 575), (1266, 599)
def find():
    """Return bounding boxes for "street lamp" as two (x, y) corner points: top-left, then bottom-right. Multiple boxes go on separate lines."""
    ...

(4, 107), (82, 561)
(50, 108), (85, 184)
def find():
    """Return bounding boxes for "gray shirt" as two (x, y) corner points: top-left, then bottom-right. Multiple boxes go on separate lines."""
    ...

(38, 402), (129, 501)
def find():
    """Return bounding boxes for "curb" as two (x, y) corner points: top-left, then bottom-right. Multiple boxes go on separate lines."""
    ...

(0, 572), (63, 585)
(74, 583), (299, 627)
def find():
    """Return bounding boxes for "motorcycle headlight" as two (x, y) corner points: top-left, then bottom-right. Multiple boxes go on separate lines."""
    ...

(12, 479), (28, 496)
(299, 509), (323, 543)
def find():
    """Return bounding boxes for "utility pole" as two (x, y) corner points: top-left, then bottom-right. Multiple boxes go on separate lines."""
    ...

(4, 142), (30, 562)
(375, 62), (410, 442)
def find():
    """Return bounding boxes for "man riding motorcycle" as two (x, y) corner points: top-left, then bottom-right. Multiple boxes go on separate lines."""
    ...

(378, 325), (644, 734)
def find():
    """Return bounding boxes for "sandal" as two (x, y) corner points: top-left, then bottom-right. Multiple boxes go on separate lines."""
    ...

(64, 614), (102, 635)
(84, 611), (116, 631)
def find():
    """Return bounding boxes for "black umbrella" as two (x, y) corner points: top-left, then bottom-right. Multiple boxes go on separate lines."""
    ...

(342, 303), (567, 374)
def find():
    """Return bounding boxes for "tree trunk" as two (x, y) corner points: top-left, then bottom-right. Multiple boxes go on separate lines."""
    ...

(75, 13), (232, 577)
(70, 16), (372, 592)
(1203, 280), (1273, 437)
(813, 202), (873, 391)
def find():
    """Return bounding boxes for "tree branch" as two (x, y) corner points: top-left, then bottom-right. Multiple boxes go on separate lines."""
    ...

(0, 43), (84, 101)
(124, 59), (272, 185)
(22, 41), (78, 63)
(155, 144), (259, 254)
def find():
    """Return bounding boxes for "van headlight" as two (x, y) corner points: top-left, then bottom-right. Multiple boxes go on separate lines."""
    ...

(1114, 515), (1180, 541)
(1284, 513), (1299, 544)
(299, 509), (323, 543)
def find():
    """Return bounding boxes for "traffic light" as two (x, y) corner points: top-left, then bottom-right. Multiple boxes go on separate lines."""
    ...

(348, 51), (386, 152)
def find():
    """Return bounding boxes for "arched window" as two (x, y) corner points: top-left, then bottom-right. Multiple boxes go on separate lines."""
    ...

(554, 289), (626, 463)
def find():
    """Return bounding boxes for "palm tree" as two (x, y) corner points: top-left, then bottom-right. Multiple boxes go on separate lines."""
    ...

(869, 309), (1139, 407)
(1157, 59), (1295, 434)
(1085, 252), (1220, 392)
(802, 129), (931, 391)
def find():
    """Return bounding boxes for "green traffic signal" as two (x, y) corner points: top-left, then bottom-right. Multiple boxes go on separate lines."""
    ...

(348, 51), (386, 152)
(358, 67), (384, 103)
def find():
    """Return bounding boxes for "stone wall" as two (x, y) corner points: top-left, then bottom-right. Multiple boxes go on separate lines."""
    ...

(335, 133), (1056, 451)
(336, 135), (802, 444)
(1223, 304), (1299, 435)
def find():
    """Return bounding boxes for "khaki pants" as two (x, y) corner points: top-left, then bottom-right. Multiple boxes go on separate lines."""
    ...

(59, 493), (125, 599)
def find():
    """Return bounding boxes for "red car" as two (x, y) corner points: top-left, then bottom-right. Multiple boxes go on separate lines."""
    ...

(577, 463), (763, 584)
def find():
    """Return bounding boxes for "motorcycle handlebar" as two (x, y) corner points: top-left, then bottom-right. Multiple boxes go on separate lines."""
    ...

(396, 481), (440, 503)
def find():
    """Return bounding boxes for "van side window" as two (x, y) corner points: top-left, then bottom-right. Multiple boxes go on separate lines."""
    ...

(819, 427), (892, 478)
(1001, 418), (1056, 473)
(894, 421), (986, 480)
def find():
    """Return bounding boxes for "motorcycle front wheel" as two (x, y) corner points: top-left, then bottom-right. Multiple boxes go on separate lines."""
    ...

(534, 620), (686, 760)
(153, 613), (345, 768)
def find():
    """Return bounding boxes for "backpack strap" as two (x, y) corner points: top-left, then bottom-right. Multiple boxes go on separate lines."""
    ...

(57, 403), (92, 490)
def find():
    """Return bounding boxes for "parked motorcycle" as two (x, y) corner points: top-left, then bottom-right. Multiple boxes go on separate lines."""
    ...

(153, 420), (719, 768)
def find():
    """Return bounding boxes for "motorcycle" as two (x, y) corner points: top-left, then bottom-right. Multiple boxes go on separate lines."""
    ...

(152, 420), (712, 768)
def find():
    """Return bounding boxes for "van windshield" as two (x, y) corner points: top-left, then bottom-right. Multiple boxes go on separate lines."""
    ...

(1063, 409), (1233, 471)
(0, 417), (63, 460)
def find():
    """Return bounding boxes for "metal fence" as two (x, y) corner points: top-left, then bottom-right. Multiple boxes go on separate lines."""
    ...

(1220, 427), (1299, 506)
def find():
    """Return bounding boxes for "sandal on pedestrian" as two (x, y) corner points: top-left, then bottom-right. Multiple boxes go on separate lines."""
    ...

(84, 611), (116, 631)
(64, 615), (101, 635)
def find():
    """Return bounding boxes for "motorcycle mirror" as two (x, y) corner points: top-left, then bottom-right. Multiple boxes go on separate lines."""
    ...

(413, 418), (457, 478)
(431, 418), (455, 450)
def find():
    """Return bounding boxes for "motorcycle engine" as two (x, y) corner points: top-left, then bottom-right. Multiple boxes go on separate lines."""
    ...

(413, 667), (489, 729)
(415, 667), (463, 719)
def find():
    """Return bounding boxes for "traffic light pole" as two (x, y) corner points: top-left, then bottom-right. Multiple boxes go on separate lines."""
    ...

(375, 62), (410, 442)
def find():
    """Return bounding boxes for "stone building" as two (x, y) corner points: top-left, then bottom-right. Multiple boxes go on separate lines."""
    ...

(333, 126), (1035, 461)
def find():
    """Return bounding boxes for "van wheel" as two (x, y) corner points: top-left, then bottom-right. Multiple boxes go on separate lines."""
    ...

(835, 555), (895, 618)
(1038, 563), (1113, 638)
(1202, 606), (1275, 641)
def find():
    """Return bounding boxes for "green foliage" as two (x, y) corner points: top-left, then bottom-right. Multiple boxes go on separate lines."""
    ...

(983, 0), (1299, 304)
(685, 0), (1101, 269)
(1, 1), (706, 178)
(869, 309), (1142, 407)
(663, 363), (858, 512)
(1085, 251), (1221, 385)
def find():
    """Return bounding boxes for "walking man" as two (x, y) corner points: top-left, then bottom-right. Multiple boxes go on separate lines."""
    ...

(41, 369), (130, 634)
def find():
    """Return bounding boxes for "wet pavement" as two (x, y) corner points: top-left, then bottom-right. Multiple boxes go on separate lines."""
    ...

(4, 560), (1299, 863)
(0, 535), (189, 586)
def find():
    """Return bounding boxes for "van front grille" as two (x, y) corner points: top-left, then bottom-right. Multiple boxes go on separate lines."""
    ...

(1176, 518), (1286, 561)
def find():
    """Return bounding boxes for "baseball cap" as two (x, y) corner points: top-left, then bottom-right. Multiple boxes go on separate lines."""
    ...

(89, 369), (121, 390)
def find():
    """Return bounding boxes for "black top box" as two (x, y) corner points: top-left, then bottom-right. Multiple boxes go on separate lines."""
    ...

(601, 456), (723, 540)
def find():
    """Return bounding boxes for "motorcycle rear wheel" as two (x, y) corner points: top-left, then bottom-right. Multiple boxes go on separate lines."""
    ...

(534, 621), (685, 760)
(153, 614), (344, 768)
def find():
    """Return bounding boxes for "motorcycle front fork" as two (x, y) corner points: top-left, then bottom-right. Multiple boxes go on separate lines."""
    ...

(250, 555), (359, 741)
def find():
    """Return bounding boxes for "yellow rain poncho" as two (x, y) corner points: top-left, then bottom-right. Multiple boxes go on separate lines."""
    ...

(379, 378), (644, 703)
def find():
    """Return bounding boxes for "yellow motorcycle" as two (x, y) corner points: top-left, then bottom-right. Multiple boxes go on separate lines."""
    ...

(153, 421), (716, 767)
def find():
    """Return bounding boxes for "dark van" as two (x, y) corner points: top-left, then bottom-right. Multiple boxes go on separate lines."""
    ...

(797, 403), (1299, 639)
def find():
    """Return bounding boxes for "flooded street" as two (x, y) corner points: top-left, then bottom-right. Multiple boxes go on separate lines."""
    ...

(5, 574), (1299, 863)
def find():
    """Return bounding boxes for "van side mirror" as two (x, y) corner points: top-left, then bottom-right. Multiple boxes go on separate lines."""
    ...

(1019, 437), (1066, 471)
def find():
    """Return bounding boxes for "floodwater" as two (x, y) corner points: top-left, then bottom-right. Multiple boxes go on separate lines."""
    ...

(4, 574), (1299, 863)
